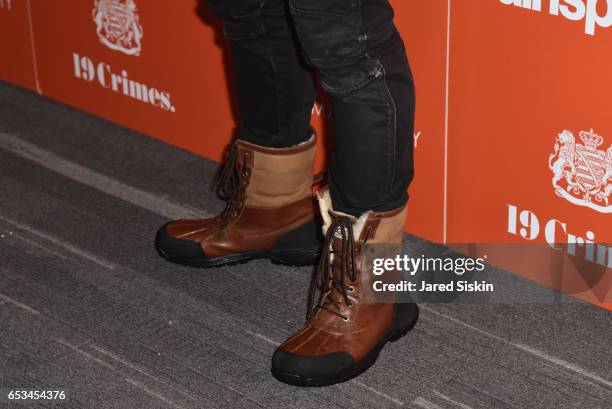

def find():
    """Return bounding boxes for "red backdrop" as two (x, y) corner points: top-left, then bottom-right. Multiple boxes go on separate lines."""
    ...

(1, 0), (610, 308)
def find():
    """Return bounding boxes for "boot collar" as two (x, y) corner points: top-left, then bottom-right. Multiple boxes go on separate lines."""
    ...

(317, 188), (372, 242)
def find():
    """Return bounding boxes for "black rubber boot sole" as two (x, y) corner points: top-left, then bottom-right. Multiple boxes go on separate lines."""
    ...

(155, 238), (321, 268)
(271, 304), (419, 387)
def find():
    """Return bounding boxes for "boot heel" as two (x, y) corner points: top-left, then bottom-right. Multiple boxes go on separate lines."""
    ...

(269, 247), (321, 267)
(389, 303), (419, 342)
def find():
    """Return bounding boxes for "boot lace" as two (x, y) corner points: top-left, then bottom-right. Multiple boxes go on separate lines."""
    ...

(212, 141), (250, 227)
(307, 216), (357, 321)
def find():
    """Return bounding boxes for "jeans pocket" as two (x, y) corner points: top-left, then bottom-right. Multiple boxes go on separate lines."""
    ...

(289, 0), (372, 94)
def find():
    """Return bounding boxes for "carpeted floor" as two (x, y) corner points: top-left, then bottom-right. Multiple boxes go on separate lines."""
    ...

(0, 81), (610, 409)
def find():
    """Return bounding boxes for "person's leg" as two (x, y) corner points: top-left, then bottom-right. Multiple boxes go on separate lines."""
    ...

(271, 0), (418, 386)
(206, 0), (316, 147)
(155, 0), (322, 268)
(287, 0), (415, 214)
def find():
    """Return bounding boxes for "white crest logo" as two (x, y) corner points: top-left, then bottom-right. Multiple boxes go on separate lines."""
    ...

(549, 129), (611, 213)
(93, 0), (143, 56)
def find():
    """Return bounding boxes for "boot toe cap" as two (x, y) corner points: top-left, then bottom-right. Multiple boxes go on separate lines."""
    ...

(271, 348), (354, 383)
(155, 223), (206, 260)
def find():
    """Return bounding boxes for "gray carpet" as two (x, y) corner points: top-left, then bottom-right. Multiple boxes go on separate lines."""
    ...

(0, 81), (610, 409)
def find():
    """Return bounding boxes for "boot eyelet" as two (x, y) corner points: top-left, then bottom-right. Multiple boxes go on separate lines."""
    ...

(342, 316), (350, 322)
(347, 286), (355, 293)
(347, 301), (353, 308)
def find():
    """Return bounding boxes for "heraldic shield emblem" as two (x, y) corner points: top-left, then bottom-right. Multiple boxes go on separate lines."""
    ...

(93, 0), (143, 56)
(549, 129), (612, 213)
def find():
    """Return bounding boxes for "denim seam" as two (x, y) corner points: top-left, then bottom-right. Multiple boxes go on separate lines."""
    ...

(381, 68), (397, 192)
(359, 0), (396, 192)
(261, 22), (283, 143)
(224, 25), (264, 41)
(357, 0), (366, 58)
(288, 4), (359, 19)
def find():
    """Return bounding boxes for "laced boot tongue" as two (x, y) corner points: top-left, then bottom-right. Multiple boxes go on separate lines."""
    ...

(211, 141), (251, 228)
(213, 141), (243, 201)
(306, 212), (360, 320)
(330, 219), (356, 284)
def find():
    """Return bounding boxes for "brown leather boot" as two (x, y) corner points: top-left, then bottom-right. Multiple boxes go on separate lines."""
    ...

(271, 189), (419, 386)
(155, 135), (322, 267)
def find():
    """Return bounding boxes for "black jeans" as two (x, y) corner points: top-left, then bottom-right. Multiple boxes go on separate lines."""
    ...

(207, 0), (415, 215)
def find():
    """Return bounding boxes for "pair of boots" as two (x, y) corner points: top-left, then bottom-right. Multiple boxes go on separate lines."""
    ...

(155, 136), (419, 386)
